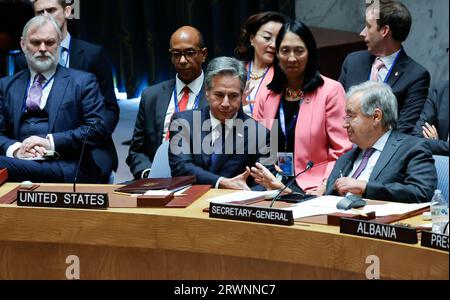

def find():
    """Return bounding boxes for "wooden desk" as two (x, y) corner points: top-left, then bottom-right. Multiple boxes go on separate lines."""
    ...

(311, 27), (366, 80)
(0, 183), (447, 280)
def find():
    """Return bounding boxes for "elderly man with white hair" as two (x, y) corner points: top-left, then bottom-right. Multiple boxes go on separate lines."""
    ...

(322, 81), (436, 203)
(0, 15), (114, 183)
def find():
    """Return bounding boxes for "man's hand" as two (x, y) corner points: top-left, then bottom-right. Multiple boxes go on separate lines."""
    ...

(334, 177), (367, 196)
(422, 122), (439, 140)
(19, 136), (51, 158)
(219, 169), (252, 191)
(250, 163), (284, 190)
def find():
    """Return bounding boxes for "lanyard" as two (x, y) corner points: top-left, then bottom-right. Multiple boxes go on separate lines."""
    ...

(173, 84), (201, 113)
(247, 61), (269, 114)
(22, 73), (56, 112)
(279, 97), (303, 151)
(368, 49), (402, 83)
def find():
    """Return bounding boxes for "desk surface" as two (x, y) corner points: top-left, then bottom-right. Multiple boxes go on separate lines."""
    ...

(0, 183), (447, 280)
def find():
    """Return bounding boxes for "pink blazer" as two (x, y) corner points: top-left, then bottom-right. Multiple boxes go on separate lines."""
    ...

(255, 75), (352, 191)
(246, 64), (275, 118)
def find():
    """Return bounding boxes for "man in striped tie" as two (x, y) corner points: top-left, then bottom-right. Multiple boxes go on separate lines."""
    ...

(322, 81), (436, 203)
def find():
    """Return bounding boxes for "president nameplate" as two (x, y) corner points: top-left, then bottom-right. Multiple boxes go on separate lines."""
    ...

(17, 191), (109, 210)
(340, 218), (418, 244)
(421, 231), (449, 252)
(209, 202), (294, 226)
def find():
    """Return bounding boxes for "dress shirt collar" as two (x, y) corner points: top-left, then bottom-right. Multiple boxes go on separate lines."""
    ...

(209, 110), (238, 132)
(61, 32), (71, 51)
(369, 130), (392, 153)
(176, 71), (204, 96)
(378, 49), (401, 72)
(29, 67), (57, 85)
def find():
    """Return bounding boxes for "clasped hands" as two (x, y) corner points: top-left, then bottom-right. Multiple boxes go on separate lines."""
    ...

(14, 136), (51, 159)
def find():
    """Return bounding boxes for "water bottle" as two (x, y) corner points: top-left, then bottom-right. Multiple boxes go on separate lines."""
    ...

(430, 190), (449, 234)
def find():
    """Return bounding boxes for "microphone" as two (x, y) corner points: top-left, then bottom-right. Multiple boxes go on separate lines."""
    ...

(73, 120), (99, 192)
(269, 161), (314, 208)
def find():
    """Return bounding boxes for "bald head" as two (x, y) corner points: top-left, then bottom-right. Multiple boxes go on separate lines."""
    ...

(169, 26), (207, 84)
(170, 26), (204, 49)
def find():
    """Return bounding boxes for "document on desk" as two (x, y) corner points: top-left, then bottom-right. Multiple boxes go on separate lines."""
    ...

(360, 202), (430, 217)
(284, 195), (343, 218)
(206, 190), (279, 204)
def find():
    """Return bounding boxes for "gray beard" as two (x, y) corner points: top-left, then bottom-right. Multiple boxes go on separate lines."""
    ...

(24, 49), (59, 73)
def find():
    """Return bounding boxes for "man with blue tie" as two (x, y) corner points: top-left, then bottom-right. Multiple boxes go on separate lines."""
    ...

(339, 0), (430, 134)
(322, 81), (436, 203)
(0, 15), (113, 183)
(15, 0), (119, 174)
(168, 57), (275, 190)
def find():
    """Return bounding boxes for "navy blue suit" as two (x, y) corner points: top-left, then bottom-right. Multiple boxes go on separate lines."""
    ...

(169, 107), (275, 188)
(413, 81), (449, 156)
(325, 131), (437, 203)
(127, 79), (208, 179)
(15, 37), (119, 171)
(339, 49), (430, 134)
(0, 66), (114, 183)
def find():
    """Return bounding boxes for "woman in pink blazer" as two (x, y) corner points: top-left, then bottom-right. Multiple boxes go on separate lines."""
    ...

(235, 11), (287, 117)
(252, 21), (352, 193)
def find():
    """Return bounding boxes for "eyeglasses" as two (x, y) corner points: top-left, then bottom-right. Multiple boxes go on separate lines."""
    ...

(169, 49), (202, 60)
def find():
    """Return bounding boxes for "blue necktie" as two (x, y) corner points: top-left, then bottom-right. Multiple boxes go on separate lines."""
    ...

(210, 123), (226, 170)
(60, 47), (68, 67)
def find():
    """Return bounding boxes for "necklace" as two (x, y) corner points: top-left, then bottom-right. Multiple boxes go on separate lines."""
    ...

(250, 68), (268, 80)
(285, 86), (304, 100)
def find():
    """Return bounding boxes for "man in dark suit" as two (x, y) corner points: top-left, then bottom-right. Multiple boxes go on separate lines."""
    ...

(15, 0), (119, 173)
(127, 26), (209, 179)
(339, 0), (430, 134)
(323, 81), (436, 203)
(169, 57), (275, 190)
(0, 16), (113, 183)
(413, 81), (449, 156)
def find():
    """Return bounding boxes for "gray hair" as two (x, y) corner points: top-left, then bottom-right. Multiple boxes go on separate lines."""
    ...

(346, 81), (398, 130)
(22, 15), (62, 41)
(205, 57), (247, 92)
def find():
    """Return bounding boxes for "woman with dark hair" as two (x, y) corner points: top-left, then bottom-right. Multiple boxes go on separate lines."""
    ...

(252, 21), (352, 193)
(235, 11), (287, 117)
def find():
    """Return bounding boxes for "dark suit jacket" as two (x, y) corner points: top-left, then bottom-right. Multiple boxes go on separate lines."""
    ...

(325, 131), (437, 203)
(413, 81), (449, 156)
(0, 66), (114, 183)
(339, 49), (430, 134)
(168, 107), (275, 188)
(126, 79), (208, 179)
(15, 37), (119, 171)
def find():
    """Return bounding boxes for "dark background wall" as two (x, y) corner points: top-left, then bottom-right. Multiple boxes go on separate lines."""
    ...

(0, 0), (295, 97)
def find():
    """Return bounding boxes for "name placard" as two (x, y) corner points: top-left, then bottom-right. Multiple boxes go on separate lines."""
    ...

(421, 231), (449, 252)
(209, 202), (294, 226)
(17, 191), (109, 210)
(340, 218), (417, 244)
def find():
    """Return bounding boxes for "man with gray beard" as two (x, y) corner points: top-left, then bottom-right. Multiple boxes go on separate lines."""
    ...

(0, 15), (114, 183)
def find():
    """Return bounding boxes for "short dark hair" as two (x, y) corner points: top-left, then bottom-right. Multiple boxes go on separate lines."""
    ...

(31, 0), (71, 9)
(234, 11), (288, 62)
(267, 20), (324, 94)
(370, 0), (412, 42)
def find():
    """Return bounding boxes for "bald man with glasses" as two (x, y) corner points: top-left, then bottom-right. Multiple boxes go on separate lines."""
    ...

(127, 26), (209, 179)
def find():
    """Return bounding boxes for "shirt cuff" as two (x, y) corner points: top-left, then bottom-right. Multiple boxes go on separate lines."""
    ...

(46, 134), (55, 151)
(6, 142), (22, 158)
(215, 177), (224, 189)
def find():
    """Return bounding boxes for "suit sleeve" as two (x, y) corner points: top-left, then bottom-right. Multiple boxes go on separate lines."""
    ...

(338, 55), (349, 91)
(324, 82), (352, 178)
(0, 79), (18, 154)
(126, 94), (153, 178)
(51, 74), (109, 155)
(168, 114), (221, 186)
(413, 83), (449, 155)
(92, 46), (119, 133)
(364, 140), (437, 203)
(397, 69), (430, 134)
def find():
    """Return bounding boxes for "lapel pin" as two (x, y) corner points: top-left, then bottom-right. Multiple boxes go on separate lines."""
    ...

(395, 72), (399, 77)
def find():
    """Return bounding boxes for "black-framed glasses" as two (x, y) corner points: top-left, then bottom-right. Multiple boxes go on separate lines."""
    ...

(169, 48), (202, 60)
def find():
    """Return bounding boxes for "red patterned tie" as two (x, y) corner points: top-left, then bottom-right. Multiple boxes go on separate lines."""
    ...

(178, 86), (190, 112)
(370, 58), (385, 82)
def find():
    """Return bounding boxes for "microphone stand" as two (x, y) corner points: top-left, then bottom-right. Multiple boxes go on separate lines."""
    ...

(269, 161), (314, 208)
(73, 120), (98, 193)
